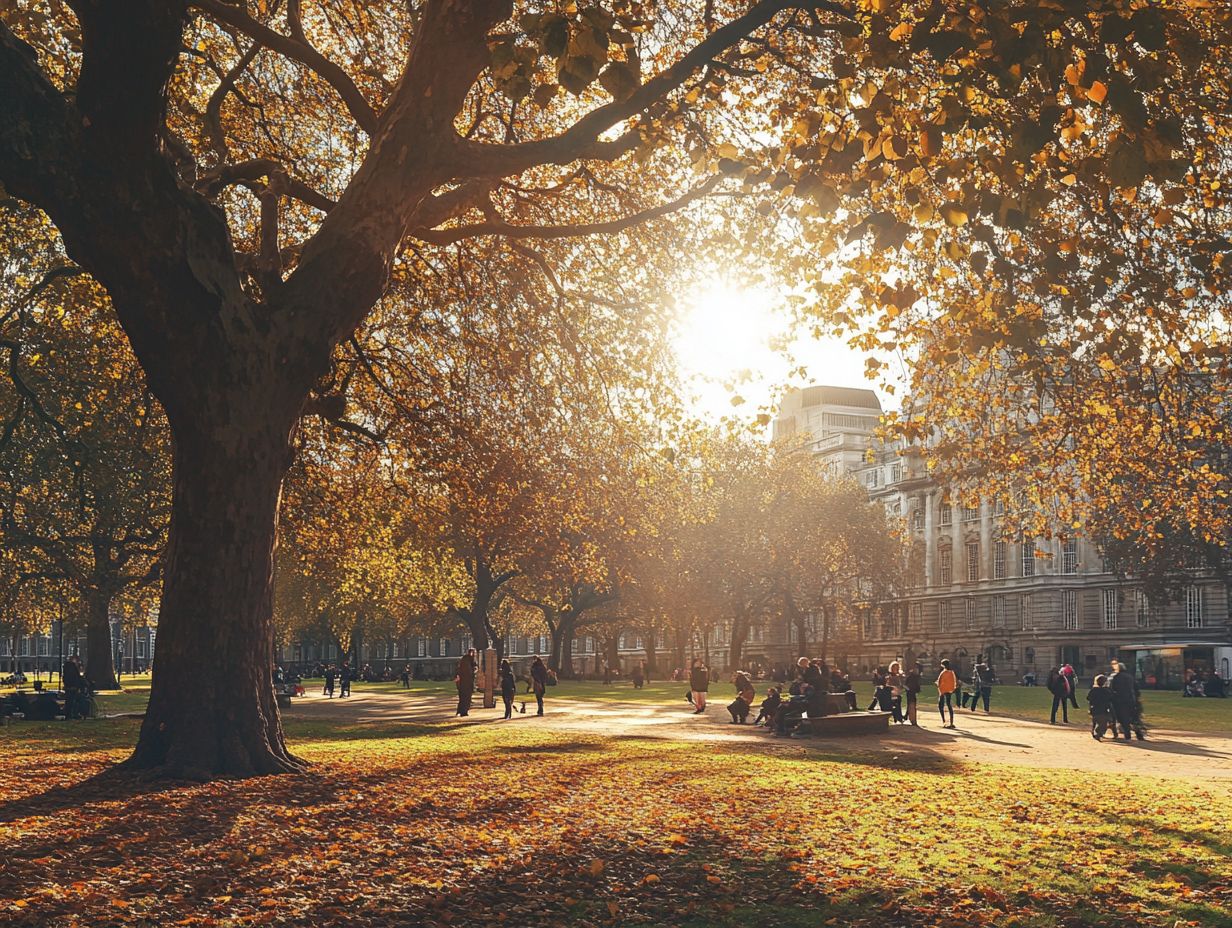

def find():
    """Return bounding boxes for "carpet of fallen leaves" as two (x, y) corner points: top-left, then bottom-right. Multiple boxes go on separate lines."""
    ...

(1, 717), (1230, 928)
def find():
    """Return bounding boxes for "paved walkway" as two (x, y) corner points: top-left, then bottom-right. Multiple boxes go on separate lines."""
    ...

(287, 689), (1232, 781)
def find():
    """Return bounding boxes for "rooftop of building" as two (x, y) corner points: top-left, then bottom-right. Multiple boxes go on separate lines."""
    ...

(778, 385), (883, 413)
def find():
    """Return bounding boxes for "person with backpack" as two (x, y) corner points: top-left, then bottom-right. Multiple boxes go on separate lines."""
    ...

(499, 659), (518, 719)
(530, 655), (548, 716)
(903, 662), (922, 726)
(689, 658), (710, 714)
(1086, 674), (1117, 740)
(935, 659), (957, 728)
(1047, 667), (1070, 724)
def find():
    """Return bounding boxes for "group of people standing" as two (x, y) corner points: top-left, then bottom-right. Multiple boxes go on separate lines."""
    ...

(320, 662), (354, 698)
(1085, 660), (1148, 741)
(455, 649), (549, 719)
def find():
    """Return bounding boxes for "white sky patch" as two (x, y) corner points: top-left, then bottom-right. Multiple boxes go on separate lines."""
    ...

(671, 276), (903, 430)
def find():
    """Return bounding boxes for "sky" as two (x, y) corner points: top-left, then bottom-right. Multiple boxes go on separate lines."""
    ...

(671, 278), (905, 429)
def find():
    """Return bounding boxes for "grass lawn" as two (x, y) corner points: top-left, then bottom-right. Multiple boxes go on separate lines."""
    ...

(2, 707), (1230, 927)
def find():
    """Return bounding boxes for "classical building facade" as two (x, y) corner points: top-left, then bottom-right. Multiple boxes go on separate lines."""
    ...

(778, 383), (1232, 687)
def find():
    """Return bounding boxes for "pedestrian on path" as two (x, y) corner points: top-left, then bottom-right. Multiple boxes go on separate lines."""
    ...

(935, 659), (957, 728)
(885, 661), (906, 723)
(499, 659), (517, 719)
(689, 658), (710, 714)
(632, 662), (645, 689)
(1109, 660), (1146, 741)
(1047, 667), (1070, 724)
(455, 648), (477, 717)
(904, 662), (922, 726)
(324, 665), (336, 698)
(970, 659), (993, 713)
(339, 661), (352, 698)
(1061, 663), (1079, 710)
(1086, 674), (1116, 741)
(530, 655), (548, 716)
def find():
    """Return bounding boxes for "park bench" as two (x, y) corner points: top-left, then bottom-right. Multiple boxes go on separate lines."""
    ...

(799, 709), (892, 736)
(273, 682), (303, 708)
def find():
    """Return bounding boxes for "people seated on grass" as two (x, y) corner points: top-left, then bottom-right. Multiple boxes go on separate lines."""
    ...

(1086, 674), (1117, 741)
(727, 671), (755, 724)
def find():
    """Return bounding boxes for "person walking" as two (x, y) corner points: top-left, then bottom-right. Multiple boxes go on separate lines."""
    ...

(455, 648), (477, 716)
(530, 655), (548, 716)
(323, 665), (336, 698)
(1108, 660), (1145, 741)
(935, 659), (957, 728)
(904, 662), (922, 726)
(1086, 674), (1116, 740)
(689, 658), (710, 714)
(1047, 667), (1070, 724)
(632, 662), (645, 689)
(499, 659), (517, 719)
(339, 660), (352, 698)
(399, 666), (411, 689)
(970, 659), (993, 713)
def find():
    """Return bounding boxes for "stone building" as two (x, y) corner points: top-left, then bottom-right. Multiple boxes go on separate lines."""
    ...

(777, 384), (1232, 687)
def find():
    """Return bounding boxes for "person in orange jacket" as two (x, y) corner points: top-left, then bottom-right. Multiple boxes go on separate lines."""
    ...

(936, 659), (958, 729)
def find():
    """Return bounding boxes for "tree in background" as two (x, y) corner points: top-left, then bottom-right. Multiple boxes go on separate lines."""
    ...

(0, 207), (169, 689)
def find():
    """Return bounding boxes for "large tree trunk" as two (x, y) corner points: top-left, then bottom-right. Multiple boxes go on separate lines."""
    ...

(642, 626), (657, 675)
(84, 588), (119, 690)
(128, 421), (305, 779)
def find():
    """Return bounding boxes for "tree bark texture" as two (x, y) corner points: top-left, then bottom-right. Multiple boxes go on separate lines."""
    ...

(84, 588), (119, 690)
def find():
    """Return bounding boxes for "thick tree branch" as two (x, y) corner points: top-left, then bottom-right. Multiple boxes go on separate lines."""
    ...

(455, 0), (853, 177)
(413, 175), (722, 245)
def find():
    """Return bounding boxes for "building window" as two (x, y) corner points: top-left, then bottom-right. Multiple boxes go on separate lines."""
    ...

(1020, 594), (1030, 631)
(939, 547), (952, 584)
(1185, 586), (1204, 628)
(909, 603), (922, 631)
(539, 635), (548, 653)
(962, 503), (980, 523)
(891, 463), (902, 483)
(994, 498), (1006, 516)
(992, 596), (1006, 627)
(439, 638), (448, 657)
(965, 598), (977, 629)
(1062, 590), (1078, 630)
(912, 508), (924, 531)
(1062, 539), (1078, 575)
(417, 639), (427, 657)
(1134, 591), (1151, 628)
(635, 636), (643, 650)
(940, 502), (952, 526)
(938, 600), (950, 633)
(1102, 589), (1119, 630)
(1021, 539), (1036, 577)
(862, 610), (874, 639)
(994, 541), (1007, 579)
(966, 541), (980, 582)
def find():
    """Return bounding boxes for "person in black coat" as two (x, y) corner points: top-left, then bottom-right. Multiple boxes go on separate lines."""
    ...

(339, 661), (353, 698)
(530, 656), (549, 716)
(689, 659), (710, 714)
(1086, 674), (1117, 740)
(323, 665), (336, 698)
(1108, 660), (1145, 741)
(499, 659), (518, 719)
(1047, 667), (1070, 723)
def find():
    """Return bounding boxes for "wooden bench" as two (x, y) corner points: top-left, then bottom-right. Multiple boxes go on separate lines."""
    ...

(800, 710), (891, 736)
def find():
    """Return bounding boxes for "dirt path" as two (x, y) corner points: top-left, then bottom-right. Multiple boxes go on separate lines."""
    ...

(286, 688), (1232, 780)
